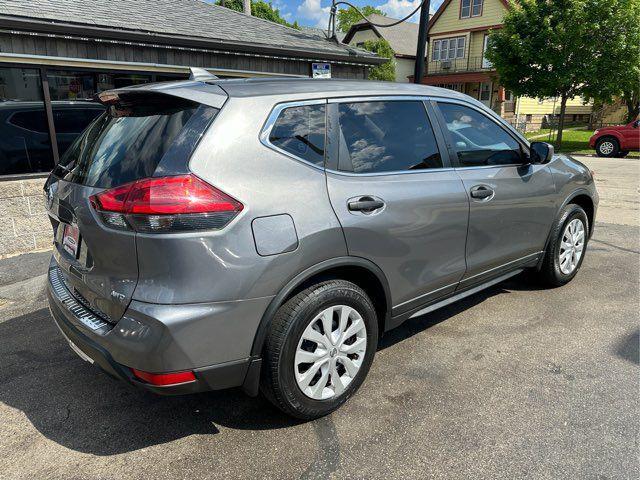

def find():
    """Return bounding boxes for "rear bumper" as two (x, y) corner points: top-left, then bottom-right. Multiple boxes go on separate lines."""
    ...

(47, 258), (271, 394)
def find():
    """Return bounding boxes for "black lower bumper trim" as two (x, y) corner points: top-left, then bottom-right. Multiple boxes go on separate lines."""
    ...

(48, 290), (251, 395)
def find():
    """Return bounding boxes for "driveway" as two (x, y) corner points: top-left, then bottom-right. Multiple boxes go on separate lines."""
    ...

(0, 156), (638, 479)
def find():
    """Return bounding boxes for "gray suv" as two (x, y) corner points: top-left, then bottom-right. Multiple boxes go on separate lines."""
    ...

(45, 78), (598, 419)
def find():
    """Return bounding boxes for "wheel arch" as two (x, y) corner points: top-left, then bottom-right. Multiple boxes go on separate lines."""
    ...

(568, 193), (595, 234)
(537, 189), (595, 270)
(596, 133), (622, 149)
(249, 257), (392, 359)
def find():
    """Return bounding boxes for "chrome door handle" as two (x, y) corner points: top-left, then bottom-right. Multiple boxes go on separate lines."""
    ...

(470, 185), (494, 200)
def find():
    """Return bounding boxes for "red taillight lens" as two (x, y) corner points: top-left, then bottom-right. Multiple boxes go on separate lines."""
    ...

(90, 174), (243, 233)
(91, 183), (132, 212)
(131, 368), (196, 386)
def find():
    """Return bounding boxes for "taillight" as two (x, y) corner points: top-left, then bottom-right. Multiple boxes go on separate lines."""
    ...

(90, 174), (243, 233)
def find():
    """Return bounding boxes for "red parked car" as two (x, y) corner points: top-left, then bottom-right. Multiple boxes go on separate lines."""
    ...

(589, 118), (640, 157)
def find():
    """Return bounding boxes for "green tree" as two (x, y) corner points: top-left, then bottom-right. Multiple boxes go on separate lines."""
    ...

(362, 39), (395, 82)
(337, 6), (385, 33)
(216, 0), (300, 29)
(580, 0), (640, 122)
(486, 0), (593, 147)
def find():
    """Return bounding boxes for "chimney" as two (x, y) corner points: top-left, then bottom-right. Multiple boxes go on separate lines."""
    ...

(243, 0), (251, 15)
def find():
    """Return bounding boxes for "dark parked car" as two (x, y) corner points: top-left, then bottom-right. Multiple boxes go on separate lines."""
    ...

(0, 100), (104, 175)
(45, 77), (598, 419)
(589, 118), (640, 157)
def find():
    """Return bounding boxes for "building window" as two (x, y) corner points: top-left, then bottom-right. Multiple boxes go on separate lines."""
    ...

(504, 90), (514, 102)
(461, 0), (483, 18)
(479, 83), (491, 102)
(0, 67), (54, 175)
(435, 83), (464, 93)
(482, 35), (493, 69)
(432, 36), (466, 61)
(0, 66), (163, 177)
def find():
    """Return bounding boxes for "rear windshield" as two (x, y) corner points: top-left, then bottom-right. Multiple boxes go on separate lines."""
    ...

(55, 94), (216, 188)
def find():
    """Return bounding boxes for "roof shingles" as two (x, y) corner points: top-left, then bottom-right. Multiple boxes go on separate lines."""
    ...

(0, 0), (377, 60)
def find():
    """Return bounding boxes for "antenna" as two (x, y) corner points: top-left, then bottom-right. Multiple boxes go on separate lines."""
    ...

(189, 67), (219, 82)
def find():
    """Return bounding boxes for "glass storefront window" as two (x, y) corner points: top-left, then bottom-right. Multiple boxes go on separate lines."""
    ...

(0, 67), (54, 175)
(47, 70), (152, 157)
(0, 67), (177, 175)
(96, 72), (151, 91)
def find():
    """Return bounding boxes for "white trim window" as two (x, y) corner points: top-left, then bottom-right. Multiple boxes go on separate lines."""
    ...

(432, 36), (466, 61)
(482, 34), (493, 68)
(461, 0), (483, 18)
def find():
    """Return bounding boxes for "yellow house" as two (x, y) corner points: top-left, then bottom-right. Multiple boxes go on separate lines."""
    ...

(423, 0), (592, 125)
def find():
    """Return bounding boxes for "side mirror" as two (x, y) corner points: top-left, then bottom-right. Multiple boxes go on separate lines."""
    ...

(530, 141), (554, 164)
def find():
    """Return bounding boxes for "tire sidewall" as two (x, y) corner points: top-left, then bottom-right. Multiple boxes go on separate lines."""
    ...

(549, 206), (589, 283)
(276, 285), (378, 417)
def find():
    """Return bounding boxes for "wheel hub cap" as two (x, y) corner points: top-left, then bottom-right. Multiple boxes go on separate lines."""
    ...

(559, 218), (585, 275)
(294, 305), (367, 400)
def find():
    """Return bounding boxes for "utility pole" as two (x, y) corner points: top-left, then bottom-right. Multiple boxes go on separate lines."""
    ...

(243, 0), (251, 15)
(413, 0), (431, 84)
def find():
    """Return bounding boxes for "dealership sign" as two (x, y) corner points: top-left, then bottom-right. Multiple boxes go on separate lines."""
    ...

(312, 63), (331, 79)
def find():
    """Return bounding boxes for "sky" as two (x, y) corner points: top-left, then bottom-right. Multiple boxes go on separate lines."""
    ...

(210, 0), (445, 28)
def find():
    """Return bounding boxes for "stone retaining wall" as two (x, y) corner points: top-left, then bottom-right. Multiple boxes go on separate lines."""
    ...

(0, 178), (51, 258)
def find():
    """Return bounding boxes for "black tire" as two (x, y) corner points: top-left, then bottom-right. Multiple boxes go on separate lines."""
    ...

(619, 150), (630, 158)
(260, 280), (378, 420)
(537, 204), (589, 287)
(595, 136), (620, 157)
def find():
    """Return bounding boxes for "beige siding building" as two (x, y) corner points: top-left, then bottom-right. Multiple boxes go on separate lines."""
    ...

(422, 0), (592, 126)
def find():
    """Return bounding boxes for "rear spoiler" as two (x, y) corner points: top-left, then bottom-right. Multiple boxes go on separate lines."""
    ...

(97, 80), (228, 110)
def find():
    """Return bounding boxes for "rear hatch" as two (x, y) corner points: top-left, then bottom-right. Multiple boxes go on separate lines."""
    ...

(46, 85), (226, 323)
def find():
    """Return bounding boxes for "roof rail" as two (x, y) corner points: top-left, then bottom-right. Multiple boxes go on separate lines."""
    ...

(189, 67), (219, 81)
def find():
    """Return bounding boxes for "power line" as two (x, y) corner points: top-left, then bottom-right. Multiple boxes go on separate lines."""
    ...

(326, 0), (432, 84)
(328, 0), (429, 34)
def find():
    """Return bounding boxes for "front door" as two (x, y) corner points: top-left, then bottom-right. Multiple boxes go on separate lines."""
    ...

(434, 100), (557, 287)
(325, 99), (469, 316)
(479, 82), (492, 108)
(621, 119), (640, 151)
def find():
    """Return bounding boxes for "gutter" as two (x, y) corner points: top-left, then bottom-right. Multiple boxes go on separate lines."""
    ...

(0, 16), (386, 66)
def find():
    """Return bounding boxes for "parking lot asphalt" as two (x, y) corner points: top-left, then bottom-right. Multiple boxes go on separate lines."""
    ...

(0, 156), (638, 480)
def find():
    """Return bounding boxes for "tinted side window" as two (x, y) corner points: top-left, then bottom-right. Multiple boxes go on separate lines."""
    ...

(437, 102), (522, 166)
(53, 108), (100, 134)
(337, 101), (442, 174)
(269, 104), (325, 166)
(8, 110), (49, 133)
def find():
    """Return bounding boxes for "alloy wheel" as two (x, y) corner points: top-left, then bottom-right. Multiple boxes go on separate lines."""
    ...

(599, 141), (615, 155)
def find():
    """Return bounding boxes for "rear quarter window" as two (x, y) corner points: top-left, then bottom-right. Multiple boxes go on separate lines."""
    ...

(268, 104), (326, 167)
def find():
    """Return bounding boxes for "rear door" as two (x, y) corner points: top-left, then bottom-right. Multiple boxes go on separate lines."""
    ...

(46, 92), (218, 322)
(433, 100), (556, 287)
(325, 97), (469, 317)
